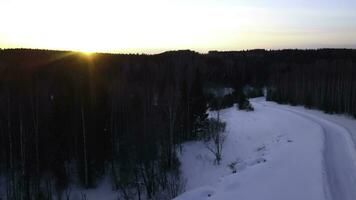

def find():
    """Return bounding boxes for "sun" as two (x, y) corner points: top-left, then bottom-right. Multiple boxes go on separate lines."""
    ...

(79, 50), (95, 57)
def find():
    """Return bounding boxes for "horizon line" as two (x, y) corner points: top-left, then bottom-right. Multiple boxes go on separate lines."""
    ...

(1, 47), (356, 56)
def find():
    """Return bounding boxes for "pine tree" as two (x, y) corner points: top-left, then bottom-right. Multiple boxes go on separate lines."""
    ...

(236, 87), (253, 111)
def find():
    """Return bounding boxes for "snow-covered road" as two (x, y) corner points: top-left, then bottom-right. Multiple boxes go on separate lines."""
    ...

(256, 99), (356, 200)
(176, 98), (356, 200)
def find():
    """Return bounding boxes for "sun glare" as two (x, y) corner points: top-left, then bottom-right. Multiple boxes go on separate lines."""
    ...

(81, 51), (94, 56)
(1, 0), (355, 53)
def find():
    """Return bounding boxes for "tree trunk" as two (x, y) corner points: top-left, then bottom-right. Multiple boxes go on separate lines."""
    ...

(81, 105), (89, 188)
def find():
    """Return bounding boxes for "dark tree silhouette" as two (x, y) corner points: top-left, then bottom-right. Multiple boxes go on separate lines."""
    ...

(0, 48), (355, 199)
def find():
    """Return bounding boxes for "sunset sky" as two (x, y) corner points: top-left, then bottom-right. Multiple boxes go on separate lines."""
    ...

(1, 0), (356, 53)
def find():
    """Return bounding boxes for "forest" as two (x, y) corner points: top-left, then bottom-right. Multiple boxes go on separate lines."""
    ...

(0, 48), (355, 199)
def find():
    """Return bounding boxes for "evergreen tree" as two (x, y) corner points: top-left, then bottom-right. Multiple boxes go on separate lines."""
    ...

(235, 86), (253, 111)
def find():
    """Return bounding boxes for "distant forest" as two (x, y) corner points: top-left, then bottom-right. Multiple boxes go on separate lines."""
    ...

(0, 48), (355, 199)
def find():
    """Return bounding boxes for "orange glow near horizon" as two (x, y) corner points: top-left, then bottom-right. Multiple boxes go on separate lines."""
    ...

(1, 0), (356, 53)
(81, 51), (94, 57)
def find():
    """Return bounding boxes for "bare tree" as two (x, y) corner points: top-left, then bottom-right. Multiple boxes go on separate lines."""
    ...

(205, 89), (227, 165)
(165, 171), (186, 199)
(205, 117), (226, 165)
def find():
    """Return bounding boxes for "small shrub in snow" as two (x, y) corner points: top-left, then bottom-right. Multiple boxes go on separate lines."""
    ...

(256, 145), (266, 152)
(238, 100), (254, 111)
(228, 161), (239, 174)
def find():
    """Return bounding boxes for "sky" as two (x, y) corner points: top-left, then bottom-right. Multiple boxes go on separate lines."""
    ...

(0, 0), (356, 53)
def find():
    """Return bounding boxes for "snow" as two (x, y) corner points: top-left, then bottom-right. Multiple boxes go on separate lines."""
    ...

(0, 177), (5, 199)
(262, 101), (356, 200)
(175, 97), (356, 200)
(2, 97), (356, 200)
(207, 87), (234, 97)
(67, 176), (118, 200)
(0, 175), (119, 200)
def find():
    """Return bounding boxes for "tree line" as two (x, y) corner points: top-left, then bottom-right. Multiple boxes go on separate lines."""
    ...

(0, 48), (355, 199)
(267, 54), (356, 117)
(0, 50), (209, 199)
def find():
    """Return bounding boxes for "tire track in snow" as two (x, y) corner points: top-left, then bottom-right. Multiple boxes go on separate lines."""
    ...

(253, 100), (356, 200)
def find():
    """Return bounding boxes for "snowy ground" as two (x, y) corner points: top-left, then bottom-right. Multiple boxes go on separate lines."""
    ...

(175, 97), (356, 200)
(2, 97), (356, 200)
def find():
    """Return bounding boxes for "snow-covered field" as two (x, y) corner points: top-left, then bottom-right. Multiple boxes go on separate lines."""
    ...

(175, 97), (356, 200)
